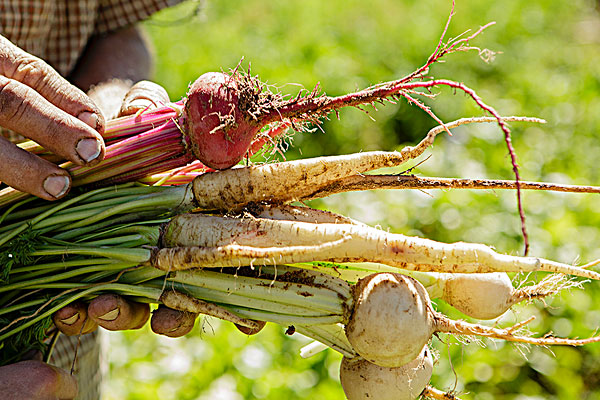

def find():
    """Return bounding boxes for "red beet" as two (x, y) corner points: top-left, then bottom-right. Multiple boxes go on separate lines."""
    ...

(185, 72), (264, 169)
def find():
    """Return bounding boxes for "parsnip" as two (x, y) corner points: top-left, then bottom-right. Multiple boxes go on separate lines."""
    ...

(156, 214), (600, 280)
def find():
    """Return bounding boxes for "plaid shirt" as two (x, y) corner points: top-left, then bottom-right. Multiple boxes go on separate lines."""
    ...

(1, 1), (181, 398)
(0, 0), (181, 76)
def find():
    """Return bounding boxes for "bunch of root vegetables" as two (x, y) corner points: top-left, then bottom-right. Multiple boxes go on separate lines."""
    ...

(2, 10), (600, 400)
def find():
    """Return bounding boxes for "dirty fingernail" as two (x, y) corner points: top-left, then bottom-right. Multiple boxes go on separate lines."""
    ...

(97, 308), (120, 321)
(43, 175), (70, 198)
(78, 111), (99, 129)
(76, 138), (102, 163)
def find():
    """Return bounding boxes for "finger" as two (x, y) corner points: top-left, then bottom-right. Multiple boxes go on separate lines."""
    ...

(0, 360), (78, 400)
(235, 320), (267, 336)
(88, 294), (150, 331)
(150, 306), (198, 338)
(0, 76), (105, 166)
(0, 136), (71, 200)
(119, 80), (170, 116)
(52, 302), (97, 336)
(0, 35), (105, 132)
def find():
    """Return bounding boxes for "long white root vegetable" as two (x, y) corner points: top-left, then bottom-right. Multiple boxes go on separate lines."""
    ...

(301, 264), (573, 320)
(434, 272), (575, 320)
(189, 116), (543, 211)
(155, 214), (600, 280)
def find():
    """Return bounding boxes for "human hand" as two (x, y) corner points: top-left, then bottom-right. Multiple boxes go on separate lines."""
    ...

(53, 295), (198, 338)
(119, 80), (170, 117)
(0, 360), (78, 400)
(0, 35), (105, 201)
(51, 81), (187, 338)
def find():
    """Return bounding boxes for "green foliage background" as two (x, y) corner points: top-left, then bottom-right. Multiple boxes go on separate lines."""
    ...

(104, 0), (600, 399)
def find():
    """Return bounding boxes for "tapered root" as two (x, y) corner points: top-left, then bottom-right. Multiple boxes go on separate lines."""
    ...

(510, 274), (580, 305)
(422, 386), (464, 400)
(190, 117), (543, 211)
(157, 214), (600, 280)
(159, 290), (260, 330)
(436, 314), (600, 347)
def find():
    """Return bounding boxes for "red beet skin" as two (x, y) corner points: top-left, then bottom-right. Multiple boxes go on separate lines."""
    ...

(184, 72), (262, 169)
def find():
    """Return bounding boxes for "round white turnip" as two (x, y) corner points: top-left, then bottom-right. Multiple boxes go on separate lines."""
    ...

(340, 346), (433, 400)
(344, 272), (600, 368)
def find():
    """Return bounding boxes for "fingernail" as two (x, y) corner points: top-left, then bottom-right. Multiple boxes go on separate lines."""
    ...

(78, 111), (99, 129)
(97, 308), (120, 321)
(43, 175), (70, 198)
(76, 138), (102, 162)
(59, 313), (80, 326)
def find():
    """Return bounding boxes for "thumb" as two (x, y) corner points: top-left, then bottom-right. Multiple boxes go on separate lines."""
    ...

(119, 80), (170, 116)
(0, 360), (78, 400)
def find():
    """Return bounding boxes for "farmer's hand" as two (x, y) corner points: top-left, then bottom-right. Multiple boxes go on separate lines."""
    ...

(53, 296), (197, 338)
(0, 360), (78, 400)
(0, 35), (105, 201)
(51, 81), (185, 338)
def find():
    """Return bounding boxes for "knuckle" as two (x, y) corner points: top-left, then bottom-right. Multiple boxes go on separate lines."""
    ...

(0, 79), (29, 124)
(13, 55), (47, 87)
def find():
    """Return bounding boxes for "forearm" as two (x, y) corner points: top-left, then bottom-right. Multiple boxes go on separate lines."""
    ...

(68, 25), (154, 118)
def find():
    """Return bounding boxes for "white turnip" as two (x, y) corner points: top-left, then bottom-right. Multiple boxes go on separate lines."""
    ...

(344, 273), (600, 367)
(340, 346), (433, 400)
(435, 272), (573, 320)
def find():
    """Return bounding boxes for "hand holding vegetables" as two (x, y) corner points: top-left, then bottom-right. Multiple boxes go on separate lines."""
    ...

(0, 35), (105, 201)
(3, 8), (600, 399)
(48, 79), (193, 338)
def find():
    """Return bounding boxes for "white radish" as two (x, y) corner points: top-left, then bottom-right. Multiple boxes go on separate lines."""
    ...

(344, 273), (600, 367)
(340, 346), (433, 400)
(345, 273), (434, 367)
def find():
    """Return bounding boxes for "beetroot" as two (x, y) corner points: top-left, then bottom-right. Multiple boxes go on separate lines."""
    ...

(185, 72), (264, 169)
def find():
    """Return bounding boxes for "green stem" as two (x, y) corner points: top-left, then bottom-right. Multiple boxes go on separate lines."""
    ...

(52, 212), (164, 241)
(10, 258), (120, 275)
(0, 186), (128, 247)
(118, 267), (167, 284)
(0, 298), (46, 317)
(296, 324), (356, 358)
(55, 185), (192, 231)
(165, 281), (336, 317)
(10, 259), (126, 282)
(76, 234), (152, 247)
(224, 306), (343, 325)
(0, 197), (38, 225)
(31, 246), (151, 263)
(0, 283), (162, 342)
(169, 269), (346, 315)
(0, 263), (136, 293)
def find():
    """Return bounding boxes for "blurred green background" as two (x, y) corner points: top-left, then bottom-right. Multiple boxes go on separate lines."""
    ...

(103, 0), (600, 399)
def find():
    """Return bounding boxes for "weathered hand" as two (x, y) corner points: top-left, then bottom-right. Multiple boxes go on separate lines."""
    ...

(53, 295), (197, 338)
(51, 80), (192, 338)
(0, 360), (78, 400)
(0, 35), (105, 200)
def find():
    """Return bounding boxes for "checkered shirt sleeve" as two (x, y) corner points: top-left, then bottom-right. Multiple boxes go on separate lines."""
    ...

(0, 0), (181, 76)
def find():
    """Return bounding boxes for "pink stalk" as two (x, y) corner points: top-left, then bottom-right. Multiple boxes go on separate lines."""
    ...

(101, 103), (182, 143)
